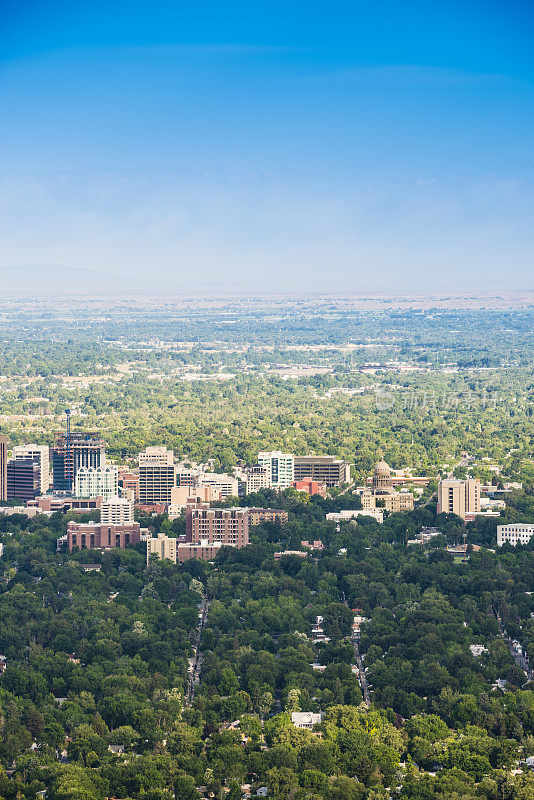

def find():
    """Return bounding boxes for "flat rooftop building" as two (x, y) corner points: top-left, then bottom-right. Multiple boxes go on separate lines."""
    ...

(66, 521), (142, 552)
(294, 455), (350, 487)
(497, 523), (534, 547)
(7, 458), (41, 501)
(13, 445), (50, 493)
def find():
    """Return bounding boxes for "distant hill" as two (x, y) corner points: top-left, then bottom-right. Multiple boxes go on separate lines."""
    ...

(0, 264), (168, 295)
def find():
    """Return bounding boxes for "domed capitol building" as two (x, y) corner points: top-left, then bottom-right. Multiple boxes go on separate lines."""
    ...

(354, 455), (415, 514)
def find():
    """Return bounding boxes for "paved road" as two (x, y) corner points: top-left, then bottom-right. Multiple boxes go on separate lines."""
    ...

(185, 595), (209, 706)
(341, 592), (371, 706)
(350, 633), (371, 707)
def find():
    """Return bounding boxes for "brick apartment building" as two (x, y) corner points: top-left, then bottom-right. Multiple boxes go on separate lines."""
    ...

(185, 503), (249, 547)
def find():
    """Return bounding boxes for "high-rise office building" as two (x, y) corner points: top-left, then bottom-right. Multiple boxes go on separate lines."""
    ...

(75, 465), (119, 501)
(437, 478), (481, 520)
(138, 446), (175, 505)
(0, 435), (6, 502)
(139, 446), (174, 466)
(53, 431), (106, 493)
(293, 455), (351, 487)
(257, 451), (294, 489)
(13, 445), (50, 493)
(7, 458), (41, 501)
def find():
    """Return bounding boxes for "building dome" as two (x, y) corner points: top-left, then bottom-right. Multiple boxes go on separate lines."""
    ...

(374, 459), (391, 477)
(373, 458), (392, 489)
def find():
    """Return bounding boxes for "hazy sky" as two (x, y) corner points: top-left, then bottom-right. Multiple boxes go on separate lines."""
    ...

(1, 0), (533, 292)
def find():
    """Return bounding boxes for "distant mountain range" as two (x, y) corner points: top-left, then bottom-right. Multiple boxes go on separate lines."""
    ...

(0, 264), (531, 299)
(0, 264), (170, 295)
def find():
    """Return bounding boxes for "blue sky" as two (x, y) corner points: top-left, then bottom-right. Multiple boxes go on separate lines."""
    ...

(1, 0), (533, 292)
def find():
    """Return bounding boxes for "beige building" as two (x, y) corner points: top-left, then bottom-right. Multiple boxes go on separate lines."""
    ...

(235, 465), (270, 495)
(139, 446), (174, 466)
(437, 478), (480, 519)
(355, 458), (414, 514)
(147, 532), (177, 562)
(327, 508), (384, 524)
(199, 472), (239, 499)
(169, 485), (221, 516)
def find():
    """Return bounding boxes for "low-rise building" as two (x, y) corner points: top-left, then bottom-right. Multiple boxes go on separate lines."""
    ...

(169, 485), (221, 514)
(301, 540), (324, 551)
(27, 495), (102, 513)
(407, 527), (443, 546)
(273, 549), (308, 559)
(327, 509), (384, 524)
(497, 523), (534, 547)
(66, 521), (143, 551)
(291, 712), (323, 729)
(291, 478), (327, 497)
(199, 472), (239, 499)
(146, 533), (224, 564)
(147, 532), (177, 562)
(247, 507), (288, 526)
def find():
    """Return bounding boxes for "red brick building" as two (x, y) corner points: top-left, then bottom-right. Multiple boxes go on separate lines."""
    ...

(291, 478), (327, 498)
(118, 469), (140, 501)
(185, 503), (249, 548)
(66, 521), (142, 552)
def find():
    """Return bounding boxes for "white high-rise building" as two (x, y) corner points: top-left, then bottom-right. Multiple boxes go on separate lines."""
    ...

(75, 465), (119, 501)
(13, 445), (50, 493)
(101, 496), (134, 524)
(257, 451), (295, 489)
